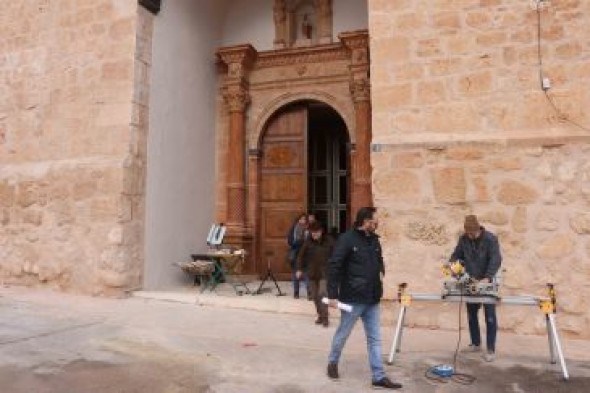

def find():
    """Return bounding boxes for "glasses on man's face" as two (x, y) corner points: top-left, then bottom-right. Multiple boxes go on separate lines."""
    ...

(369, 218), (379, 229)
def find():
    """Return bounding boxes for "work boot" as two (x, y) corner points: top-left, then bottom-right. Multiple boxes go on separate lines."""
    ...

(327, 362), (339, 379)
(322, 317), (329, 327)
(371, 377), (402, 390)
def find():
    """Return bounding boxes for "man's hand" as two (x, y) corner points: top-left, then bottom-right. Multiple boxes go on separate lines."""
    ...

(327, 299), (338, 309)
(296, 270), (302, 279)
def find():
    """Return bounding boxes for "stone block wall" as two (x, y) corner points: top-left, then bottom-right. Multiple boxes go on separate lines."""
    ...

(370, 0), (589, 143)
(0, 1), (149, 295)
(374, 143), (590, 337)
(369, 0), (590, 338)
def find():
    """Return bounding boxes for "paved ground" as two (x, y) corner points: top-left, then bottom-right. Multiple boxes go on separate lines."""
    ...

(1, 285), (589, 393)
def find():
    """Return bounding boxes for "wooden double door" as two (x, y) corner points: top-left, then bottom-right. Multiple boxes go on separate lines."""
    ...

(257, 102), (349, 279)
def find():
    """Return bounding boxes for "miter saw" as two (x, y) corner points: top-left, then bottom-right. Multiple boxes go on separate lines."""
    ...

(441, 260), (500, 299)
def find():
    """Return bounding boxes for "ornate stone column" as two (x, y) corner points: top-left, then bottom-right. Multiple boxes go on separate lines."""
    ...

(246, 148), (261, 273)
(340, 30), (372, 215)
(217, 45), (257, 251)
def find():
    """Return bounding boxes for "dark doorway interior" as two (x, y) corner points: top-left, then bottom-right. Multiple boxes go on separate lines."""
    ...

(257, 101), (349, 279)
(307, 102), (349, 235)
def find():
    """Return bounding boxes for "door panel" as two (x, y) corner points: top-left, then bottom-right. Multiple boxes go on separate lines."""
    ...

(261, 174), (304, 200)
(258, 104), (307, 279)
(262, 143), (303, 168)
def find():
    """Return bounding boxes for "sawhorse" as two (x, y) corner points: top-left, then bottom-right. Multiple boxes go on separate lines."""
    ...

(191, 253), (251, 295)
(387, 283), (569, 381)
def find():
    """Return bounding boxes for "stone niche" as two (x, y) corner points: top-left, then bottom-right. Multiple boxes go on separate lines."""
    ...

(274, 0), (333, 49)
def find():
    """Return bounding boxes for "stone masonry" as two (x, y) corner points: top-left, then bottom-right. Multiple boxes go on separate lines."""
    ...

(369, 0), (590, 338)
(0, 1), (151, 295)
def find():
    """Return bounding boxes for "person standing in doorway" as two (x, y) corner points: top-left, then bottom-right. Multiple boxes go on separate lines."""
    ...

(296, 220), (334, 326)
(287, 213), (308, 299)
(326, 207), (403, 390)
(450, 214), (502, 362)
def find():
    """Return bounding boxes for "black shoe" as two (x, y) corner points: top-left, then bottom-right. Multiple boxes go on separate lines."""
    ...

(372, 377), (402, 390)
(294, 293), (300, 299)
(327, 362), (339, 379)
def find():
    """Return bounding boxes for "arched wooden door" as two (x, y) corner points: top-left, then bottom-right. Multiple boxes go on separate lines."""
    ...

(258, 103), (308, 279)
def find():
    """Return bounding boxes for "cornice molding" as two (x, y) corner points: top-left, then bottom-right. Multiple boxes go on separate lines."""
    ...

(255, 44), (349, 69)
(217, 44), (258, 68)
(339, 30), (369, 49)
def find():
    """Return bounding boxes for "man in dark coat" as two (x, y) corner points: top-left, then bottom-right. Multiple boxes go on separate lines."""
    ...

(325, 207), (402, 390)
(450, 214), (502, 362)
(296, 220), (334, 326)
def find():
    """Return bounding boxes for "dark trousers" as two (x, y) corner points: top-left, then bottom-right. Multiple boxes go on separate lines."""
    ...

(466, 303), (497, 352)
(309, 279), (328, 320)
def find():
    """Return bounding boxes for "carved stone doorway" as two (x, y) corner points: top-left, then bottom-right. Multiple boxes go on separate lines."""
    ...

(216, 30), (371, 276)
(257, 100), (349, 279)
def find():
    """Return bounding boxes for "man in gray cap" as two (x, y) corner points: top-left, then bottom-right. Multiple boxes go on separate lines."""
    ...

(450, 214), (502, 362)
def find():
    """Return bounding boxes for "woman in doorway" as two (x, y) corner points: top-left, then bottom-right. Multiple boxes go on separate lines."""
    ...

(287, 213), (308, 298)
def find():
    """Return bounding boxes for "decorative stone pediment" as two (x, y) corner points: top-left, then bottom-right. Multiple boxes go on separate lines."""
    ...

(217, 29), (369, 149)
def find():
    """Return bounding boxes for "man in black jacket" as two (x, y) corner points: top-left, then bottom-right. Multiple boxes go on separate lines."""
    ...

(326, 207), (402, 390)
(450, 214), (502, 362)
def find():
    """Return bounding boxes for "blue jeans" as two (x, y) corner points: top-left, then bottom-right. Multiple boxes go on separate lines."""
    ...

(467, 303), (497, 352)
(328, 303), (386, 382)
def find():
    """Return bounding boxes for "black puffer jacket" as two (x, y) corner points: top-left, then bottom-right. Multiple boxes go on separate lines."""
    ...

(449, 227), (502, 280)
(327, 229), (384, 305)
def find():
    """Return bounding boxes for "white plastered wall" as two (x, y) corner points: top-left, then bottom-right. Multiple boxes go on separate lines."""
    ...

(144, 0), (228, 289)
(144, 0), (367, 289)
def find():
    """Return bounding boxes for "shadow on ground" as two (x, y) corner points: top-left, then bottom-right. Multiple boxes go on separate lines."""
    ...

(0, 359), (216, 393)
(0, 358), (216, 393)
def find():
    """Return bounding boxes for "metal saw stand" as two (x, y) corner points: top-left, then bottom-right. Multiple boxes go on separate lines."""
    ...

(387, 283), (569, 381)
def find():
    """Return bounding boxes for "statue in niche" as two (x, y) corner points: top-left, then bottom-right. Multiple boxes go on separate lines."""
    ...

(281, 0), (331, 47)
(301, 14), (312, 39)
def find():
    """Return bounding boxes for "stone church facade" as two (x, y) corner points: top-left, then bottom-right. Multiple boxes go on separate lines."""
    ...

(1, 1), (589, 337)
